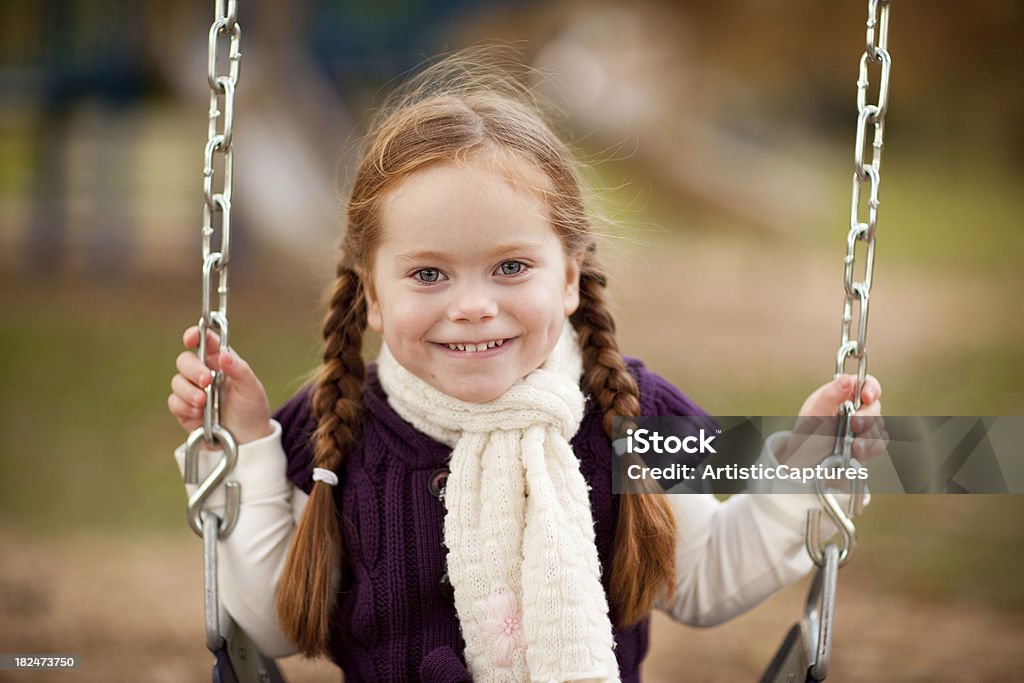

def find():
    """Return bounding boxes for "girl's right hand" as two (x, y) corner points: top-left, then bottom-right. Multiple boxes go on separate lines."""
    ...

(168, 326), (273, 445)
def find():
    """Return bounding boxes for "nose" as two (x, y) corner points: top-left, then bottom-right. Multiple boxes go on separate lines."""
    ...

(447, 281), (498, 323)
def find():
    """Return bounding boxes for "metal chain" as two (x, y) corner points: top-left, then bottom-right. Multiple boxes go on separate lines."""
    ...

(185, 0), (243, 541)
(838, 0), (891, 415)
(807, 0), (892, 572)
(182, 0), (244, 655)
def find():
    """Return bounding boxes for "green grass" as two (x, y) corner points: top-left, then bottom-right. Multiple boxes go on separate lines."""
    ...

(817, 151), (1024, 277)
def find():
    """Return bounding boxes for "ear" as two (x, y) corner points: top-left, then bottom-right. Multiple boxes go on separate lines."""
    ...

(563, 249), (585, 316)
(363, 277), (383, 333)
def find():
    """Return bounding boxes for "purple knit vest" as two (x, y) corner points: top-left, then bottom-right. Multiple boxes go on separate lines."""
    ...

(274, 357), (708, 682)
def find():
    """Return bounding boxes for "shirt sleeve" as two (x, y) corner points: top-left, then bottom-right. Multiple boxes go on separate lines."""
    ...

(174, 420), (306, 658)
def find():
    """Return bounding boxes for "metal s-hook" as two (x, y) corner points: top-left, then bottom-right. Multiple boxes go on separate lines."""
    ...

(806, 454), (858, 568)
(183, 424), (241, 539)
(183, 423), (241, 652)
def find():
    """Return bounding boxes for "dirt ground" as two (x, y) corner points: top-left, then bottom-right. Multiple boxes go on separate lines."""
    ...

(2, 528), (1023, 683)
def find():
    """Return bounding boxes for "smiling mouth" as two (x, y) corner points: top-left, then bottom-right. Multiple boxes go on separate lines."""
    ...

(435, 338), (511, 353)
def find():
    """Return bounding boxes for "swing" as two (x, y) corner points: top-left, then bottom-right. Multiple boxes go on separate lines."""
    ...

(760, 1), (890, 680)
(182, 1), (286, 681)
(181, 2), (891, 680)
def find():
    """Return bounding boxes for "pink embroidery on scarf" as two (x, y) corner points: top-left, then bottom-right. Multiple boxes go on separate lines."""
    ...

(479, 589), (525, 667)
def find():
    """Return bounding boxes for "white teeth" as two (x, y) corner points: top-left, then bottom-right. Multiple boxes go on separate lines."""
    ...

(444, 339), (506, 352)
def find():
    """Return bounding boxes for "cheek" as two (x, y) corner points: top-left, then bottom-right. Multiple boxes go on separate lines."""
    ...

(389, 296), (439, 338)
(511, 281), (568, 337)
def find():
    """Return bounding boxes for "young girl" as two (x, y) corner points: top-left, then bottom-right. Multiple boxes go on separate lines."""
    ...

(169, 54), (884, 682)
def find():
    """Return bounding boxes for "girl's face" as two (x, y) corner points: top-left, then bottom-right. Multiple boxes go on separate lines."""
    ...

(366, 154), (582, 403)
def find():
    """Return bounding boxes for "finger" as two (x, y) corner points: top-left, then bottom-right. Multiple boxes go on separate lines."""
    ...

(855, 424), (891, 459)
(852, 400), (882, 425)
(851, 406), (882, 436)
(860, 374), (882, 405)
(805, 375), (856, 415)
(182, 326), (223, 358)
(182, 326), (201, 349)
(855, 433), (888, 460)
(168, 393), (203, 429)
(218, 349), (262, 399)
(851, 408), (883, 446)
(830, 374), (857, 404)
(853, 433), (881, 460)
(171, 373), (207, 409)
(856, 419), (883, 443)
(176, 350), (217, 388)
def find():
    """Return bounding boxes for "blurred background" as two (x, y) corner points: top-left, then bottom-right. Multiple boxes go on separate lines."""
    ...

(1, 0), (1023, 681)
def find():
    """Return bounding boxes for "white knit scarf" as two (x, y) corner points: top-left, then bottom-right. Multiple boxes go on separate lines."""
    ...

(377, 323), (620, 683)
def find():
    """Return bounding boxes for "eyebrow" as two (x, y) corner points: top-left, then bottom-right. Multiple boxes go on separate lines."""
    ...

(395, 250), (449, 265)
(395, 242), (545, 265)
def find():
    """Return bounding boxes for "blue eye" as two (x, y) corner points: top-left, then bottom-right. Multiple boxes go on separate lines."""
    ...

(497, 261), (525, 276)
(414, 268), (444, 283)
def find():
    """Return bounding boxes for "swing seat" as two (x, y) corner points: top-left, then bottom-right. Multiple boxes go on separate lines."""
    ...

(212, 647), (238, 683)
(758, 622), (817, 683)
(211, 622), (287, 683)
(759, 542), (840, 683)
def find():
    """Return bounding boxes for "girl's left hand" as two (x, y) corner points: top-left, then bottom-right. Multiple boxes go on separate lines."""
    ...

(786, 374), (889, 464)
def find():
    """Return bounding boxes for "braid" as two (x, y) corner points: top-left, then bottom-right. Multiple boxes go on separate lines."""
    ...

(571, 257), (677, 628)
(277, 264), (367, 656)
